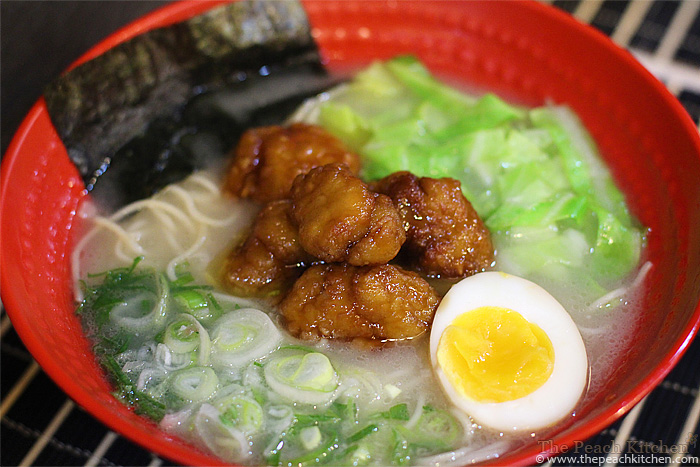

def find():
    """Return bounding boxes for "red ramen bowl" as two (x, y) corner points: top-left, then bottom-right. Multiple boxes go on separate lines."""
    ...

(2, 1), (700, 465)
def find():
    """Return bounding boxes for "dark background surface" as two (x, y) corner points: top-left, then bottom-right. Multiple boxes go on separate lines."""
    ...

(1, 1), (700, 466)
(1, 1), (170, 155)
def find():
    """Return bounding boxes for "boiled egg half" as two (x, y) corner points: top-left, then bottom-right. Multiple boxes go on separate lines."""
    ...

(430, 271), (588, 432)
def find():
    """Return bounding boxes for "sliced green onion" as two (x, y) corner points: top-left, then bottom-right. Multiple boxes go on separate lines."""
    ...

(170, 366), (218, 404)
(266, 404), (295, 434)
(300, 426), (322, 450)
(348, 424), (379, 443)
(155, 343), (193, 371)
(384, 384), (402, 401)
(415, 406), (462, 445)
(167, 313), (211, 366)
(211, 308), (282, 368)
(101, 354), (166, 421)
(264, 351), (339, 405)
(331, 399), (358, 424)
(379, 403), (410, 421)
(391, 428), (413, 466)
(215, 394), (264, 434)
(164, 319), (200, 354)
(280, 427), (340, 466)
(194, 403), (250, 460)
(136, 367), (168, 398)
(174, 289), (209, 312)
(349, 444), (371, 465)
(109, 272), (168, 332)
(294, 411), (342, 426)
(395, 405), (463, 451)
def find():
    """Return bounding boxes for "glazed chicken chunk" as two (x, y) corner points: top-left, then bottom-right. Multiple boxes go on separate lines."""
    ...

(222, 123), (361, 202)
(290, 163), (406, 266)
(221, 200), (312, 297)
(279, 263), (439, 343)
(372, 171), (494, 278)
(222, 164), (407, 296)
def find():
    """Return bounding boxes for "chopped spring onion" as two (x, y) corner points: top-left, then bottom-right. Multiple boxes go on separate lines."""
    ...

(109, 273), (168, 332)
(211, 308), (282, 368)
(379, 403), (411, 421)
(264, 350), (339, 405)
(174, 289), (211, 318)
(391, 428), (413, 466)
(266, 404), (295, 433)
(384, 384), (402, 401)
(136, 367), (168, 397)
(168, 313), (211, 366)
(79, 260), (467, 465)
(102, 353), (167, 421)
(396, 406), (463, 449)
(215, 394), (264, 434)
(194, 403), (250, 460)
(348, 424), (379, 443)
(300, 426), (323, 450)
(267, 426), (340, 466)
(349, 445), (372, 465)
(164, 318), (201, 354)
(170, 366), (219, 405)
(155, 343), (193, 371)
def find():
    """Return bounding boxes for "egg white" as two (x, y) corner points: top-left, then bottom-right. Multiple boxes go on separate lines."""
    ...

(430, 271), (588, 432)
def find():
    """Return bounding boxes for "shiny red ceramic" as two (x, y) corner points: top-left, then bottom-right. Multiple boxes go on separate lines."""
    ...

(2, 1), (700, 466)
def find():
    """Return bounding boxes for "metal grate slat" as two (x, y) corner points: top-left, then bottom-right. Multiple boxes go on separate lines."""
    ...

(630, 0), (682, 53)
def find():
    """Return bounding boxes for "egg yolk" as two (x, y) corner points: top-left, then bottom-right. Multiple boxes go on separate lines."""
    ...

(437, 306), (554, 403)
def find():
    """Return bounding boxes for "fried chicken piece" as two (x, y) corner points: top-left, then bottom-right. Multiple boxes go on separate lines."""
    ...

(279, 263), (439, 342)
(279, 264), (373, 340)
(253, 200), (309, 265)
(346, 194), (406, 266)
(222, 123), (361, 202)
(371, 172), (494, 278)
(221, 200), (312, 297)
(221, 237), (287, 297)
(352, 264), (439, 339)
(290, 163), (405, 265)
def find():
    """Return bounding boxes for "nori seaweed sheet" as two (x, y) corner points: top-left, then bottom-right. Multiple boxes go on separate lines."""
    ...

(44, 0), (336, 209)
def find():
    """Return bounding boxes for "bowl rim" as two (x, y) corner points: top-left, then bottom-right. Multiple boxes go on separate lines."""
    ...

(2, 1), (700, 466)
